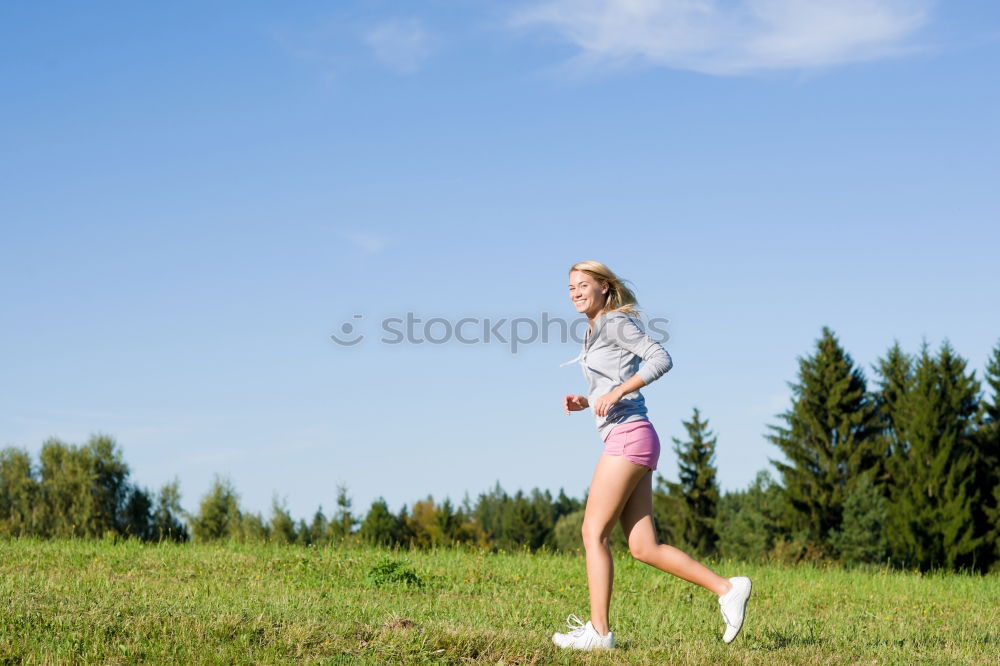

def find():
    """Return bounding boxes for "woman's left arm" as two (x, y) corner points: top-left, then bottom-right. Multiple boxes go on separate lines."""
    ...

(611, 315), (673, 384)
(591, 316), (673, 418)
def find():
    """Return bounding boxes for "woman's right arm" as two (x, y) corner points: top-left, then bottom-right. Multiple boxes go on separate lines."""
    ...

(563, 395), (589, 414)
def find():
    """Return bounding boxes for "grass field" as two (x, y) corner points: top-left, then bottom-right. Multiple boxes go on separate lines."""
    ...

(1, 539), (997, 664)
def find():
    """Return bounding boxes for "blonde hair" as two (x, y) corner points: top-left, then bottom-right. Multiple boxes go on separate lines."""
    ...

(569, 260), (641, 318)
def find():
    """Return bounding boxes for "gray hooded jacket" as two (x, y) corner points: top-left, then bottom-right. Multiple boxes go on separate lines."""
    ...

(560, 311), (673, 442)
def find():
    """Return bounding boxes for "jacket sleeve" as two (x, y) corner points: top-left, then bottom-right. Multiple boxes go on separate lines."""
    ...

(606, 314), (673, 385)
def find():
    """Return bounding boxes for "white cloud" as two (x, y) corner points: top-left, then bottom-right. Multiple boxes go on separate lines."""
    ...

(337, 230), (397, 254)
(512, 0), (933, 75)
(363, 18), (433, 73)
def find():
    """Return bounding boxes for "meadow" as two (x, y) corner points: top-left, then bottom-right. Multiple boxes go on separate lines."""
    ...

(1, 539), (997, 664)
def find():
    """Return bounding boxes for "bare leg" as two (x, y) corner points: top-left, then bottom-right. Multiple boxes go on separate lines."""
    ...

(618, 470), (732, 596)
(581, 455), (650, 636)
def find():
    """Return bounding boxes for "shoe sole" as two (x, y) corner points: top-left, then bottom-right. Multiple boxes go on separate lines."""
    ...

(551, 633), (614, 650)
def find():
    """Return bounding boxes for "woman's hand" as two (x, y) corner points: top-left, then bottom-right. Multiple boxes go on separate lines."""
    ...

(591, 388), (624, 418)
(563, 395), (589, 415)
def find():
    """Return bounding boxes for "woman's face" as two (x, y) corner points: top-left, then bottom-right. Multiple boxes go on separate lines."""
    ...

(569, 270), (608, 319)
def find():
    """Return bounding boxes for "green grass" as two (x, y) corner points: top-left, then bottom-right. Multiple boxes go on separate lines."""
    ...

(1, 539), (997, 664)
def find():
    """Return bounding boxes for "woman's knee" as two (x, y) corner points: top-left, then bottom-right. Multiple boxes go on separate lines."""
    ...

(581, 522), (609, 550)
(629, 538), (657, 563)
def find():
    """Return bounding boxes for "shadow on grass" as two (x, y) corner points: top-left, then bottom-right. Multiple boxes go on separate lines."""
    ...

(751, 629), (824, 650)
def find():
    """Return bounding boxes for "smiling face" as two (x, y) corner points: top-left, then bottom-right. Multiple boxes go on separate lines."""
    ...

(569, 270), (608, 320)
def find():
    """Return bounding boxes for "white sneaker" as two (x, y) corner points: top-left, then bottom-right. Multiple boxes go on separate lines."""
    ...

(551, 614), (615, 650)
(718, 576), (752, 643)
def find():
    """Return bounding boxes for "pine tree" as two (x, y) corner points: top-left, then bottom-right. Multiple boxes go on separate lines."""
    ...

(456, 492), (489, 548)
(879, 341), (984, 570)
(269, 495), (297, 543)
(656, 408), (720, 556)
(984, 339), (1000, 432)
(358, 497), (402, 547)
(499, 490), (547, 551)
(395, 504), (416, 546)
(715, 470), (787, 561)
(473, 481), (508, 545)
(234, 511), (270, 542)
(828, 472), (889, 564)
(767, 327), (883, 548)
(152, 480), (189, 542)
(872, 341), (913, 485)
(553, 488), (582, 519)
(432, 497), (460, 546)
(307, 507), (329, 545)
(977, 340), (1000, 568)
(295, 519), (312, 546)
(651, 475), (677, 546)
(191, 476), (241, 541)
(120, 486), (154, 540)
(328, 483), (356, 540)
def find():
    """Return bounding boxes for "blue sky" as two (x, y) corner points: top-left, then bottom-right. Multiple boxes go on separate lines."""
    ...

(2, 1), (999, 521)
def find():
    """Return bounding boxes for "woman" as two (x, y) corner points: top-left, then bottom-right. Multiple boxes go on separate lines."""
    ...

(552, 260), (752, 651)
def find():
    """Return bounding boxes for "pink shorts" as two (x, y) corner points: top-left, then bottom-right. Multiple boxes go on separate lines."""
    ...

(603, 419), (660, 470)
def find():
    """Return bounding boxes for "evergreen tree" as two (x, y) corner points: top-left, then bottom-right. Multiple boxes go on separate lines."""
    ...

(306, 507), (329, 545)
(651, 475), (678, 546)
(191, 476), (241, 541)
(470, 483), (554, 551)
(828, 472), (889, 565)
(432, 497), (460, 546)
(455, 492), (489, 547)
(499, 490), (548, 550)
(120, 486), (154, 540)
(328, 483), (356, 540)
(269, 495), (297, 543)
(295, 519), (311, 546)
(358, 497), (402, 547)
(234, 511), (271, 542)
(656, 408), (720, 556)
(473, 481), (508, 545)
(716, 470), (787, 561)
(152, 479), (189, 542)
(872, 341), (913, 489)
(879, 341), (984, 570)
(978, 340), (1000, 568)
(767, 327), (883, 548)
(553, 488), (582, 519)
(395, 504), (416, 546)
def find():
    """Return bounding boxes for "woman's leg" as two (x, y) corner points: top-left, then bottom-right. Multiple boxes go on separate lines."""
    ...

(581, 454), (651, 636)
(618, 470), (732, 596)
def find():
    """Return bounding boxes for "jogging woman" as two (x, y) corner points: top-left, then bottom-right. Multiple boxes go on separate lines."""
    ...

(552, 260), (752, 651)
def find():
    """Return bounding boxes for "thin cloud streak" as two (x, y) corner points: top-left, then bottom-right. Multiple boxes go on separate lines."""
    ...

(511, 0), (934, 75)
(337, 230), (397, 254)
(363, 18), (433, 73)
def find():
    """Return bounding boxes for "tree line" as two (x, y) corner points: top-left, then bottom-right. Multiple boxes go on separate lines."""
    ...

(2, 329), (998, 571)
(656, 329), (1000, 572)
(0, 435), (187, 541)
